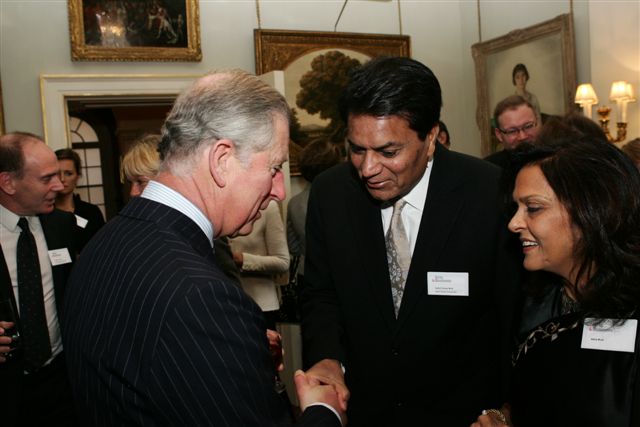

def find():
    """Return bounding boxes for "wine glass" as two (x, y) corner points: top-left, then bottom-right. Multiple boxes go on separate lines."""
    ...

(0, 298), (21, 359)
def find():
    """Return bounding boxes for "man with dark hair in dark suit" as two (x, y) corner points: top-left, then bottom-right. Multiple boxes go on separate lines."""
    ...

(300, 57), (521, 426)
(0, 132), (77, 426)
(63, 70), (344, 426)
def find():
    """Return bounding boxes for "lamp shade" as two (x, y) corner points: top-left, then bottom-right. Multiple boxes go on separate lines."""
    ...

(575, 83), (598, 105)
(625, 83), (636, 102)
(610, 81), (630, 101)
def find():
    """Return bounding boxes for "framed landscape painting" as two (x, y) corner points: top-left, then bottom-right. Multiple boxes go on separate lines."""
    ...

(255, 29), (410, 174)
(68, 0), (201, 61)
(472, 14), (576, 155)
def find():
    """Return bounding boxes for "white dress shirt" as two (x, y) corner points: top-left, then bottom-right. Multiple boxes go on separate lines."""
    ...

(0, 203), (63, 365)
(380, 157), (434, 256)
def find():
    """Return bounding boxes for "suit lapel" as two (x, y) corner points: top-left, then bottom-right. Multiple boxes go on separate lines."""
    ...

(396, 145), (465, 328)
(346, 168), (397, 330)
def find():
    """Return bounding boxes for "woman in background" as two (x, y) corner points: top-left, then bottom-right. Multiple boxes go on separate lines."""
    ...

(230, 200), (289, 329)
(120, 134), (162, 197)
(472, 137), (640, 427)
(55, 148), (105, 252)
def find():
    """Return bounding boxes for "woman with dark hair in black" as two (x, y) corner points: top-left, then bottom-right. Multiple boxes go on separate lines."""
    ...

(473, 137), (640, 427)
(55, 148), (105, 252)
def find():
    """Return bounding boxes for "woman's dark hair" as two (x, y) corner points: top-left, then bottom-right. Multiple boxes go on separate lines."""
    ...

(55, 148), (82, 175)
(507, 138), (640, 318)
(298, 139), (343, 183)
(339, 56), (441, 141)
(536, 112), (607, 143)
(512, 63), (529, 85)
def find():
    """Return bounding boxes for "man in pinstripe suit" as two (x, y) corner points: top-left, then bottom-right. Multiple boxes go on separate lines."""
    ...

(63, 70), (344, 426)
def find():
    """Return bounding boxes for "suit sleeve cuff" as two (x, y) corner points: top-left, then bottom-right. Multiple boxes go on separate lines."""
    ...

(307, 402), (342, 425)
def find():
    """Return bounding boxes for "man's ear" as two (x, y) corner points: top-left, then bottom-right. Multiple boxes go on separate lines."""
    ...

(494, 127), (504, 144)
(426, 124), (439, 157)
(209, 139), (234, 187)
(0, 171), (17, 196)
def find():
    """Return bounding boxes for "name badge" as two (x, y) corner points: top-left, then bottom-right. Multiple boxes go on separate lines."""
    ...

(48, 248), (72, 266)
(427, 272), (469, 296)
(75, 214), (88, 229)
(581, 318), (637, 353)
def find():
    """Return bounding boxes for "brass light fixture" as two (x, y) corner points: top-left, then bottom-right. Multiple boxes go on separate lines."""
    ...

(575, 81), (636, 143)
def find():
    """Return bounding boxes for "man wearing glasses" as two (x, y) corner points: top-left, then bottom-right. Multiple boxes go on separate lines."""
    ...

(485, 95), (541, 168)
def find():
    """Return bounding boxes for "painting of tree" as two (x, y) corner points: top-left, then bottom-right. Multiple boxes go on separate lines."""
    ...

(296, 51), (361, 144)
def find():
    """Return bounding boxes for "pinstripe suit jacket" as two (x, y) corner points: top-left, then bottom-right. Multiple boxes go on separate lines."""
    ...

(63, 197), (338, 427)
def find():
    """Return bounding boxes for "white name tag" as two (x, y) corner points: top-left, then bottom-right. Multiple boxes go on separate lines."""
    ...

(75, 214), (88, 229)
(427, 272), (469, 296)
(581, 318), (637, 353)
(48, 248), (72, 266)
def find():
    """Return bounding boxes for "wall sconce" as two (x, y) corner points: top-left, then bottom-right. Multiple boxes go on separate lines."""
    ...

(575, 81), (636, 143)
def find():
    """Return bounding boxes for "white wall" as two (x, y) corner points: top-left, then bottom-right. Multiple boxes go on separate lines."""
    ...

(1, 0), (638, 156)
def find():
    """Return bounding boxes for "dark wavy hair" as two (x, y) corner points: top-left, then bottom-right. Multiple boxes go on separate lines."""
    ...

(507, 138), (640, 319)
(339, 56), (441, 141)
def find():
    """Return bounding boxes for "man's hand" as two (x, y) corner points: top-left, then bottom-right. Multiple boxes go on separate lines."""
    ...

(0, 321), (16, 364)
(305, 358), (350, 411)
(266, 329), (284, 372)
(294, 370), (346, 426)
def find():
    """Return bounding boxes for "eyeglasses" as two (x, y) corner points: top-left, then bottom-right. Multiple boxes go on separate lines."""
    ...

(498, 121), (537, 138)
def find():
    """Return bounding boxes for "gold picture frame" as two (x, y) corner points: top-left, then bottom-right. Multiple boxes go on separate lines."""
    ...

(68, 0), (201, 62)
(0, 75), (5, 135)
(472, 14), (576, 156)
(254, 29), (410, 174)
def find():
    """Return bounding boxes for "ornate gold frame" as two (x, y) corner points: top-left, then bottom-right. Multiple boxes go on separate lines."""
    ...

(254, 29), (410, 74)
(68, 0), (201, 62)
(472, 14), (576, 156)
(0, 75), (4, 135)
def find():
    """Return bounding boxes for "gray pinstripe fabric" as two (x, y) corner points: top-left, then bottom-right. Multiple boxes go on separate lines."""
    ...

(63, 197), (338, 426)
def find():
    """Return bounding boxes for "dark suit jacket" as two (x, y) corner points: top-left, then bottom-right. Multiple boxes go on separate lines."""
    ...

(0, 209), (76, 406)
(301, 144), (521, 426)
(62, 197), (339, 427)
(72, 194), (105, 252)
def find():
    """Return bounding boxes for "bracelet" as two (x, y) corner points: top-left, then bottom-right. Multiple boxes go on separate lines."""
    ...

(482, 409), (507, 424)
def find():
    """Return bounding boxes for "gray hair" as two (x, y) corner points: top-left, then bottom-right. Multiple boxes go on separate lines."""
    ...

(159, 70), (290, 174)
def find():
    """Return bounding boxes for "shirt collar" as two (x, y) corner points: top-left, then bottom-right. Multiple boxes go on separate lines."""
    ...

(402, 156), (434, 212)
(0, 203), (25, 232)
(141, 180), (214, 247)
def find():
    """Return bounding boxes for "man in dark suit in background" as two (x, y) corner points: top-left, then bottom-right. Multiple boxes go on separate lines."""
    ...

(0, 132), (77, 426)
(301, 57), (521, 426)
(63, 70), (344, 426)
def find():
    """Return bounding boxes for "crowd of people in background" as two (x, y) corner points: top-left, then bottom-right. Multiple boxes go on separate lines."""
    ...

(1, 58), (639, 427)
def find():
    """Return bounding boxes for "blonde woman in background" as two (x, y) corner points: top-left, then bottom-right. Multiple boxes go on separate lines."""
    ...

(120, 134), (162, 197)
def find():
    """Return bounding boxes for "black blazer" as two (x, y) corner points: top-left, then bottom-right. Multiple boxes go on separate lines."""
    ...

(301, 144), (522, 426)
(0, 209), (76, 386)
(72, 194), (105, 252)
(62, 197), (339, 427)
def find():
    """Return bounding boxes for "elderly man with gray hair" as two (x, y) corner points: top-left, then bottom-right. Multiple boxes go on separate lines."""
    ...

(62, 70), (344, 426)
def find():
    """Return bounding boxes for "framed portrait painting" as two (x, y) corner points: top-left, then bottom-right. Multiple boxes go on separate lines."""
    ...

(254, 29), (410, 174)
(472, 14), (576, 156)
(68, 0), (201, 61)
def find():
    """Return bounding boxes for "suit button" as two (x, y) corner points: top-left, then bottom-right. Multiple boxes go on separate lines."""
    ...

(396, 401), (403, 407)
(391, 349), (399, 356)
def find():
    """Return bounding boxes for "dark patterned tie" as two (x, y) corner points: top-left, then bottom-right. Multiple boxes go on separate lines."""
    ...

(17, 217), (51, 372)
(385, 200), (411, 317)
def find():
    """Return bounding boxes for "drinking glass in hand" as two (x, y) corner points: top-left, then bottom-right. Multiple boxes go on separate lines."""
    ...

(0, 298), (21, 359)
